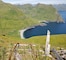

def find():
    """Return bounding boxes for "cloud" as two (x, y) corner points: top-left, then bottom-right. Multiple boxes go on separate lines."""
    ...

(2, 0), (66, 4)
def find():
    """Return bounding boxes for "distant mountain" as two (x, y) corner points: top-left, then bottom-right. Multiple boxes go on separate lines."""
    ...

(54, 4), (66, 11)
(16, 3), (63, 21)
(0, 1), (37, 36)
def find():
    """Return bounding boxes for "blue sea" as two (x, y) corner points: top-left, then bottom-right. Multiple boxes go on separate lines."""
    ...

(23, 11), (66, 38)
(58, 11), (66, 22)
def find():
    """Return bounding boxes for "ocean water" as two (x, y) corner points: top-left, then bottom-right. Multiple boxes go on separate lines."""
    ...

(58, 11), (66, 22)
(23, 11), (66, 38)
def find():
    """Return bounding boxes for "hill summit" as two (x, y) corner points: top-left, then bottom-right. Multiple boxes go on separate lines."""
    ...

(16, 3), (63, 21)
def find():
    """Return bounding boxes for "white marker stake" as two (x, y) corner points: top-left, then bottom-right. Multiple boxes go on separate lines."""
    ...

(45, 30), (50, 56)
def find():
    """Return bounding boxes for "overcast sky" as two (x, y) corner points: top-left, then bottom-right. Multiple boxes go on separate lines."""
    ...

(2, 0), (66, 4)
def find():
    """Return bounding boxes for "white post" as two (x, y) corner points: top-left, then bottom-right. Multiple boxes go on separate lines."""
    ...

(45, 30), (50, 56)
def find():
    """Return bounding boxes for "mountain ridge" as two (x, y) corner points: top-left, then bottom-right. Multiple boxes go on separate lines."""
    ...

(54, 4), (66, 11)
(16, 3), (63, 21)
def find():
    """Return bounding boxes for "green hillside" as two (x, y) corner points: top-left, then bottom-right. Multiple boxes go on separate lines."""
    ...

(0, 1), (38, 36)
(0, 1), (64, 37)
(16, 3), (63, 21)
(0, 34), (66, 49)
(0, 1), (66, 49)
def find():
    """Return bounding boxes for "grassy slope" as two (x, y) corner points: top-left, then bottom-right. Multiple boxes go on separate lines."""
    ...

(16, 4), (63, 21)
(0, 1), (38, 36)
(0, 34), (66, 49)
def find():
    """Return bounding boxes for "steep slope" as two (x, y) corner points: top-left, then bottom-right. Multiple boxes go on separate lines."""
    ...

(0, 1), (37, 36)
(16, 3), (63, 21)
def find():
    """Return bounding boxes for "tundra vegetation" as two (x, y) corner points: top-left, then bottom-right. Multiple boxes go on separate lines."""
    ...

(0, 0), (66, 60)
